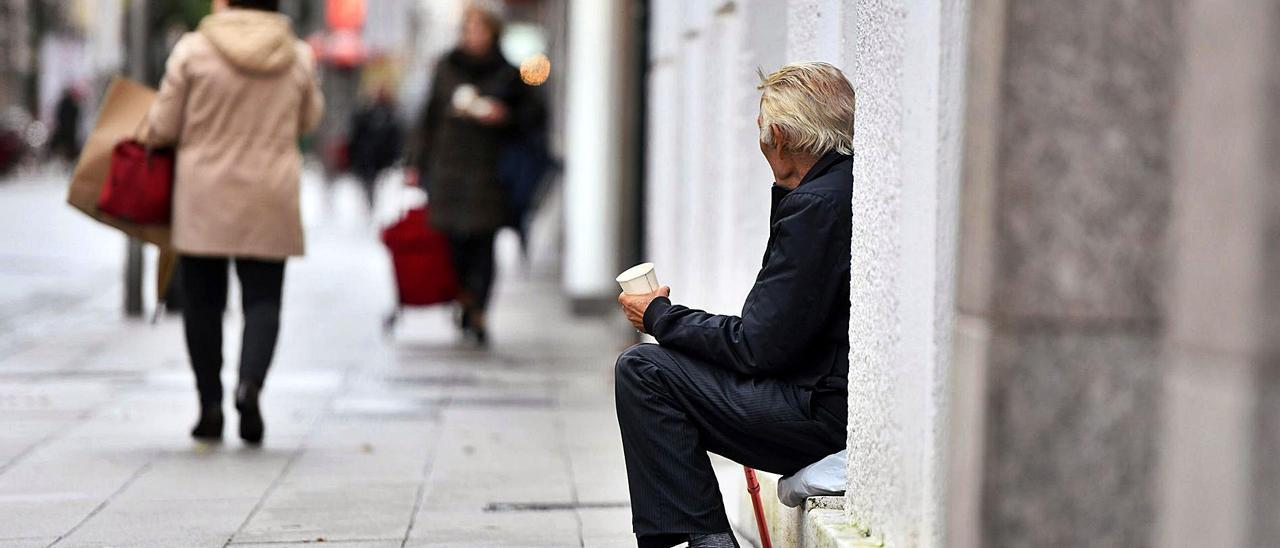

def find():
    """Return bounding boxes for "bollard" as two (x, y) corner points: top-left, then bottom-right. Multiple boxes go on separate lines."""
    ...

(124, 237), (143, 316)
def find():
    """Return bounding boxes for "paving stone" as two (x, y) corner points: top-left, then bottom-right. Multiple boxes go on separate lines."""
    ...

(405, 509), (581, 546)
(0, 538), (59, 548)
(233, 482), (419, 543)
(579, 508), (637, 547)
(57, 497), (258, 547)
(231, 542), (401, 548)
(114, 451), (290, 502)
(0, 498), (99, 538)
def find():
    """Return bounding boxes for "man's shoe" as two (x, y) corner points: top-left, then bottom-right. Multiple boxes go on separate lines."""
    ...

(235, 382), (264, 445)
(191, 406), (223, 441)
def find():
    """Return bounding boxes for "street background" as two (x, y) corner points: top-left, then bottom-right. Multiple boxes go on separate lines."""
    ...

(5, 0), (1280, 546)
(0, 169), (654, 547)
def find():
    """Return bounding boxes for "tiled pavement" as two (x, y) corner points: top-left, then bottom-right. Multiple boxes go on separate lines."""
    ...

(0, 171), (651, 547)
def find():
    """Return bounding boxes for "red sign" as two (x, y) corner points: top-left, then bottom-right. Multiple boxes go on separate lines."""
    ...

(326, 0), (366, 30)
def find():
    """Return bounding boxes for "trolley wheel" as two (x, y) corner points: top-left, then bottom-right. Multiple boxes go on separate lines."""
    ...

(382, 306), (402, 337)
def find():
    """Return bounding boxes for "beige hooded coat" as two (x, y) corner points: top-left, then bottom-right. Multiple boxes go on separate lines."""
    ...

(148, 9), (323, 259)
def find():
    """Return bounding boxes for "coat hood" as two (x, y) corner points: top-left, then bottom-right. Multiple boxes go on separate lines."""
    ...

(198, 10), (298, 75)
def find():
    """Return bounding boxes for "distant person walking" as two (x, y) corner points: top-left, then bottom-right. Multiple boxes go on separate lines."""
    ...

(411, 6), (534, 346)
(348, 88), (402, 212)
(48, 87), (82, 164)
(145, 0), (324, 444)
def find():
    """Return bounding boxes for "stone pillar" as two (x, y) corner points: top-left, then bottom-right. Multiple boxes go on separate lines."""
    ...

(644, 0), (783, 315)
(949, 0), (1179, 545)
(563, 0), (625, 306)
(1157, 1), (1280, 546)
(845, 0), (966, 545)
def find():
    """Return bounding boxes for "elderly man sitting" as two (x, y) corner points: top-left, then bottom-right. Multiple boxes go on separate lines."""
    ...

(615, 62), (854, 548)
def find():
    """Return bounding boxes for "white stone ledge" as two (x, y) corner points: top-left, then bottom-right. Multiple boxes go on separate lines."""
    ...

(734, 470), (882, 547)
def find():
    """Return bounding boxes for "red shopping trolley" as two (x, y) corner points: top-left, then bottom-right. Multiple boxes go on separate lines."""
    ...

(380, 205), (459, 333)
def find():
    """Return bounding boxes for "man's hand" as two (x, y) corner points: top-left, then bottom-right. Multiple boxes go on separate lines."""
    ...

(618, 286), (671, 333)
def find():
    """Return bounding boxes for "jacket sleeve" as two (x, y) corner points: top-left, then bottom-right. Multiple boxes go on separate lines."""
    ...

(146, 35), (194, 146)
(407, 63), (446, 172)
(643, 193), (844, 376)
(298, 45), (325, 135)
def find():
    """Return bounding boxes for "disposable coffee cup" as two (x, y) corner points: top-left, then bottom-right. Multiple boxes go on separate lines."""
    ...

(616, 263), (659, 295)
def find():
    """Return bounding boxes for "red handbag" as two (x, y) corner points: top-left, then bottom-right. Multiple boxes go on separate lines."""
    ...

(380, 207), (459, 306)
(97, 139), (174, 225)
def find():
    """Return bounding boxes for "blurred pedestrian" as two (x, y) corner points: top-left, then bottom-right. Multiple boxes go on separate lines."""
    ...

(496, 81), (550, 258)
(0, 112), (25, 177)
(349, 87), (402, 212)
(145, 0), (324, 444)
(48, 87), (82, 164)
(411, 6), (535, 346)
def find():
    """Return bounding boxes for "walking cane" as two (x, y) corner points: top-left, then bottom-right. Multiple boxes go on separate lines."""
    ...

(744, 467), (773, 548)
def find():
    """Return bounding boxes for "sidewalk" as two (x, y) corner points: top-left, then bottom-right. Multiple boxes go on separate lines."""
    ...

(0, 171), (640, 547)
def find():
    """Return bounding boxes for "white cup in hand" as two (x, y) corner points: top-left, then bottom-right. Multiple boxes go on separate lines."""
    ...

(616, 263), (659, 295)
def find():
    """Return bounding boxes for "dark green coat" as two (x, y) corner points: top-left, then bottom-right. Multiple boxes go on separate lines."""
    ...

(413, 50), (527, 235)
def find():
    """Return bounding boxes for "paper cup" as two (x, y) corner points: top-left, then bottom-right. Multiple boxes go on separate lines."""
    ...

(616, 263), (659, 295)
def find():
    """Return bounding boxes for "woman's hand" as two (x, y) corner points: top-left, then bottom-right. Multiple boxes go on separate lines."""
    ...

(473, 98), (509, 126)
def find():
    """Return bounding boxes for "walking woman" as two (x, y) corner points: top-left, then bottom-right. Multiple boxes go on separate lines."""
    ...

(146, 0), (323, 443)
(412, 7), (532, 346)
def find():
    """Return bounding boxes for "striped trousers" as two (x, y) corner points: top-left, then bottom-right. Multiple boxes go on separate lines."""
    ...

(614, 343), (846, 547)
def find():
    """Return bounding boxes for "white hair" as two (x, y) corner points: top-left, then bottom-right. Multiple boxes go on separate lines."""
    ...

(757, 61), (855, 156)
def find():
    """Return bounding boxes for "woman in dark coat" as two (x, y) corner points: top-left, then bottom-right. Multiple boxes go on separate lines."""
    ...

(413, 6), (530, 346)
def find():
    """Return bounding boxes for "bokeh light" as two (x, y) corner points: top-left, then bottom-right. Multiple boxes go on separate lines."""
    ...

(520, 54), (551, 86)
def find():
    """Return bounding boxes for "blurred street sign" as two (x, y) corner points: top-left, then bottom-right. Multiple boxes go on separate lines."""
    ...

(326, 0), (365, 30)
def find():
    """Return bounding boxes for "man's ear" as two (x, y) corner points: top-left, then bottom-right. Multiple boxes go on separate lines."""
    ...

(769, 125), (787, 155)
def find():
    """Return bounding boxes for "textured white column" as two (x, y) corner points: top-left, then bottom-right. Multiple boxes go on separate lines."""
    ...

(845, 0), (966, 545)
(563, 0), (622, 299)
(645, 0), (682, 300)
(787, 0), (844, 63)
(672, 3), (712, 310)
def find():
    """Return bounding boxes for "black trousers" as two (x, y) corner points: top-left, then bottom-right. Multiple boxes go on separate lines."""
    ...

(180, 256), (285, 408)
(614, 344), (846, 545)
(445, 231), (497, 313)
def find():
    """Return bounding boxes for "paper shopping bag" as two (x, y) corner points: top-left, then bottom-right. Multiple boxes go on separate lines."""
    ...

(67, 76), (170, 247)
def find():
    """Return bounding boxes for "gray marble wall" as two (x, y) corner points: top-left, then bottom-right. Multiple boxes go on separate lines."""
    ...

(954, 0), (1179, 545)
(956, 0), (1280, 546)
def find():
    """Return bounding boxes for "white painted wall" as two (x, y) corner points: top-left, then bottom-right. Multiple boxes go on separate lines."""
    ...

(644, 1), (966, 546)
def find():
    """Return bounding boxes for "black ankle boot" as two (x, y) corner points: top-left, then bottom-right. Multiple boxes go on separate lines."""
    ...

(235, 382), (263, 445)
(191, 406), (223, 441)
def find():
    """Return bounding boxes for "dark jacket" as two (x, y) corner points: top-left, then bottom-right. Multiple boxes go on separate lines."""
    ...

(349, 99), (402, 180)
(643, 152), (852, 395)
(413, 49), (533, 234)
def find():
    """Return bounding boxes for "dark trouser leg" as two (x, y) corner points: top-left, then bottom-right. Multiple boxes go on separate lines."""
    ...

(446, 231), (498, 313)
(180, 256), (229, 408)
(468, 232), (496, 312)
(614, 344), (846, 545)
(233, 258), (285, 388)
(358, 170), (377, 211)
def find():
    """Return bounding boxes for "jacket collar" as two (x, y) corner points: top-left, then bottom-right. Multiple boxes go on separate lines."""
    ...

(770, 150), (853, 217)
(799, 150), (851, 187)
